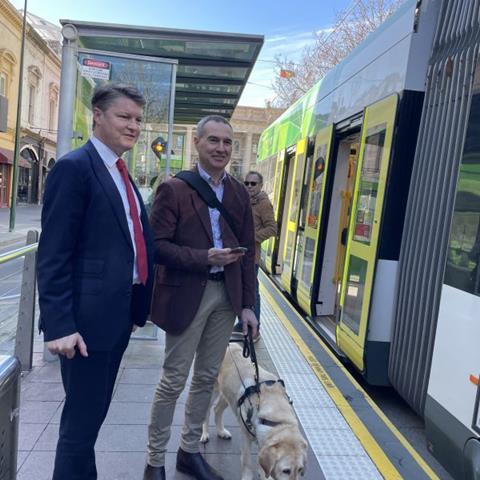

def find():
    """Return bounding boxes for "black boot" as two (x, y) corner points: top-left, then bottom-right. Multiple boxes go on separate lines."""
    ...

(176, 448), (223, 480)
(143, 464), (165, 480)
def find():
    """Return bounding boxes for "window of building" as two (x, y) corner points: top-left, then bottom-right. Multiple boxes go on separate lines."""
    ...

(28, 85), (36, 125)
(48, 82), (59, 132)
(0, 73), (6, 97)
(27, 66), (42, 126)
(48, 99), (56, 131)
(0, 49), (16, 99)
(233, 140), (240, 154)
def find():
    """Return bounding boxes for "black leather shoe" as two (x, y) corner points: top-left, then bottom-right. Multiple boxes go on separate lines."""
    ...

(176, 448), (223, 480)
(143, 464), (165, 480)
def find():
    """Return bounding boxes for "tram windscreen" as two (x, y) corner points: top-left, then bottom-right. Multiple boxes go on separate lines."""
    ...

(445, 88), (480, 296)
(353, 126), (386, 245)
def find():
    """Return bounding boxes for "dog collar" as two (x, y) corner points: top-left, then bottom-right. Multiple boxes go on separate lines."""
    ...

(237, 379), (286, 409)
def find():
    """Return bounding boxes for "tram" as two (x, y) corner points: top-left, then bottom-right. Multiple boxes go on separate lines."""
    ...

(256, 0), (480, 478)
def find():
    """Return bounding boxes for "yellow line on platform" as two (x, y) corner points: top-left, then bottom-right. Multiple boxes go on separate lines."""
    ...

(260, 278), (438, 480)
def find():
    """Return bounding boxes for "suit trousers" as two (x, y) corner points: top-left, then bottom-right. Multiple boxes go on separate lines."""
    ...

(147, 280), (236, 467)
(52, 329), (131, 480)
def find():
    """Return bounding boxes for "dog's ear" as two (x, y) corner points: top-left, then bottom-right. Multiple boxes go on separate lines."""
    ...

(300, 449), (307, 476)
(299, 437), (308, 476)
(258, 443), (278, 478)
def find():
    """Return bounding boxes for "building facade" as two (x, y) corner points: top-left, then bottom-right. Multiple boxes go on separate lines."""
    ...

(0, 0), (21, 206)
(0, 1), (60, 206)
(173, 105), (284, 180)
(19, 10), (60, 204)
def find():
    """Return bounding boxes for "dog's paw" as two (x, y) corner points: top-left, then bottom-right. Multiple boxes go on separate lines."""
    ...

(216, 428), (232, 440)
(200, 431), (210, 443)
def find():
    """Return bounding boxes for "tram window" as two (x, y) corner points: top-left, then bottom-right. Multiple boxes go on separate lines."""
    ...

(258, 155), (275, 196)
(445, 92), (480, 296)
(343, 255), (368, 334)
(301, 237), (316, 286)
(289, 152), (305, 223)
(299, 152), (314, 229)
(353, 125), (386, 245)
(307, 143), (327, 229)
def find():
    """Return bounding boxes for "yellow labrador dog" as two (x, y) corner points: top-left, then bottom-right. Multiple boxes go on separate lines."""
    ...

(201, 343), (307, 480)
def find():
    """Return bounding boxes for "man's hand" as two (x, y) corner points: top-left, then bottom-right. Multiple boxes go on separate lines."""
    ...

(46, 333), (88, 359)
(240, 308), (258, 338)
(208, 248), (245, 267)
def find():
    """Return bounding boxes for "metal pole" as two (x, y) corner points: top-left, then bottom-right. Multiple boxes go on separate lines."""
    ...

(8, 0), (28, 232)
(165, 63), (177, 178)
(14, 229), (39, 371)
(56, 24), (78, 158)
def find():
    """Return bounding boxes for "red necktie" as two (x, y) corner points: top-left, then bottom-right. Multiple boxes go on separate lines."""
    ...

(116, 158), (148, 285)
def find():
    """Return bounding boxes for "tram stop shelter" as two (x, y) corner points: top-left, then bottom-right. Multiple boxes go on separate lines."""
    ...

(56, 20), (263, 187)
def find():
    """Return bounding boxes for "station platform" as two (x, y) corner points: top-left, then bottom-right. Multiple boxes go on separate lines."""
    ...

(17, 271), (445, 479)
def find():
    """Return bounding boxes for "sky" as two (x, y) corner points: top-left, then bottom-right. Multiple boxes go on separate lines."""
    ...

(9, 0), (353, 107)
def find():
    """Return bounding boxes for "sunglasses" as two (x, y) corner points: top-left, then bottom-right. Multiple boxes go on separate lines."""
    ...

(244, 181), (258, 187)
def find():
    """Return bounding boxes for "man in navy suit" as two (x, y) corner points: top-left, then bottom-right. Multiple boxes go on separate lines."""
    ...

(37, 83), (154, 480)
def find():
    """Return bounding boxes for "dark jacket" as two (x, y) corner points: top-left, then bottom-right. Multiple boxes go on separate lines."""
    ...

(37, 141), (154, 351)
(149, 170), (256, 335)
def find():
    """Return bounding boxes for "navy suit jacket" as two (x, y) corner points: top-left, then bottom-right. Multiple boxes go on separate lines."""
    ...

(37, 140), (154, 351)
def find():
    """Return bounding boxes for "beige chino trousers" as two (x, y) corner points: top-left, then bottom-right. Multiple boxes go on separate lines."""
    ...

(147, 280), (236, 467)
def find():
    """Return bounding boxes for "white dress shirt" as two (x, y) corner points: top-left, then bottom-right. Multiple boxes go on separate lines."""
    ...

(197, 163), (226, 273)
(90, 135), (142, 284)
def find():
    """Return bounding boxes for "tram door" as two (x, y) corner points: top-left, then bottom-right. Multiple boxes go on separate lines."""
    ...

(280, 138), (308, 294)
(311, 133), (359, 340)
(294, 126), (334, 316)
(334, 142), (359, 308)
(265, 150), (287, 274)
(337, 94), (398, 371)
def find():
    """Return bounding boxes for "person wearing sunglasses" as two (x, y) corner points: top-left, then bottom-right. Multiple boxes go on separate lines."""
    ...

(232, 171), (277, 342)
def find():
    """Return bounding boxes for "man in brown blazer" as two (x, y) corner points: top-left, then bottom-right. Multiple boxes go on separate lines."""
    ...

(144, 115), (257, 480)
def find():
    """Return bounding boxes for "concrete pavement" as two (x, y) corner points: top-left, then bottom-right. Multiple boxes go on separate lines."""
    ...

(0, 205), (42, 247)
(17, 326), (324, 479)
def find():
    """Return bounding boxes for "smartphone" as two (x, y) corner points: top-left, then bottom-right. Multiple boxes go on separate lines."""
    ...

(230, 246), (248, 254)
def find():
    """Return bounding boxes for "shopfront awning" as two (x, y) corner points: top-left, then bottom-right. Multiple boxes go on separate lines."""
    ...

(60, 20), (264, 124)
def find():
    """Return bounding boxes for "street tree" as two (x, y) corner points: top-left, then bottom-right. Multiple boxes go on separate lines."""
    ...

(272, 0), (404, 107)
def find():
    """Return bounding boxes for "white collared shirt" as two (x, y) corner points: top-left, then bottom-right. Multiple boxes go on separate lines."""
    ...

(90, 135), (142, 284)
(197, 163), (226, 273)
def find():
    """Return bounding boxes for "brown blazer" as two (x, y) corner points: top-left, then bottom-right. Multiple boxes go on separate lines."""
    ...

(149, 171), (256, 335)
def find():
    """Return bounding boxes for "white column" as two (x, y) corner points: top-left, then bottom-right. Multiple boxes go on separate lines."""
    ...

(243, 132), (253, 177)
(185, 126), (193, 168)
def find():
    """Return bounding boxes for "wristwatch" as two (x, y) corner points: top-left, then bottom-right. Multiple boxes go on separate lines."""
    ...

(242, 305), (255, 311)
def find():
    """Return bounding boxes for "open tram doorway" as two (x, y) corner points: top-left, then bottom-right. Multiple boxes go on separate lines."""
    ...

(312, 133), (360, 345)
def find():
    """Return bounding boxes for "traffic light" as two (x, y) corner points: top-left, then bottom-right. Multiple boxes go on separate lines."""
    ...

(151, 136), (167, 159)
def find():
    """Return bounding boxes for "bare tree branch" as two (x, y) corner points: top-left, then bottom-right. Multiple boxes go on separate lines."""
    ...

(272, 0), (404, 107)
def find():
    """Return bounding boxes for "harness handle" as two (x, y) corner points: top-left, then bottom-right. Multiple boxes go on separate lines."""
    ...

(242, 326), (259, 385)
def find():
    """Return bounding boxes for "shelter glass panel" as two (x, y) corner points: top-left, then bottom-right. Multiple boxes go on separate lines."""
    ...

(178, 65), (248, 80)
(74, 52), (175, 197)
(79, 37), (259, 62)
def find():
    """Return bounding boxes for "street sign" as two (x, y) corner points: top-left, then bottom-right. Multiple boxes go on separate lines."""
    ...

(80, 59), (111, 81)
